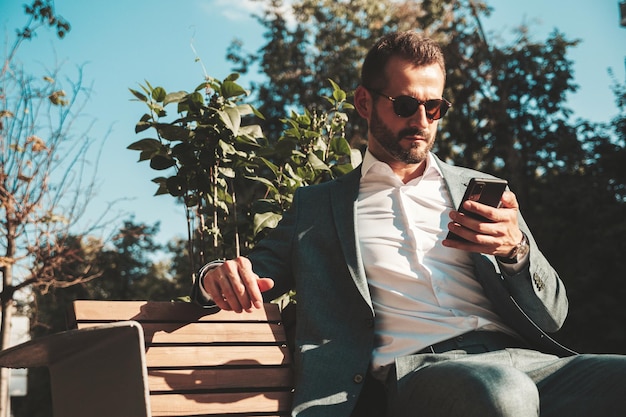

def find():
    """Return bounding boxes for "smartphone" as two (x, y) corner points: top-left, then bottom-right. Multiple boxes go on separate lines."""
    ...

(445, 177), (508, 241)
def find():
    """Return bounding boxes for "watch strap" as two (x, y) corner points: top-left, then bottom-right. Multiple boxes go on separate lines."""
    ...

(499, 232), (529, 264)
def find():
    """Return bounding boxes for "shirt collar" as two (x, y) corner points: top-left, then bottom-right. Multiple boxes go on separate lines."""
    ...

(361, 149), (443, 181)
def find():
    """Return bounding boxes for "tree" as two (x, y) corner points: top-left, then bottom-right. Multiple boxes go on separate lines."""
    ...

(228, 0), (436, 143)
(0, 2), (104, 414)
(535, 74), (626, 354)
(91, 219), (180, 301)
(229, 0), (581, 189)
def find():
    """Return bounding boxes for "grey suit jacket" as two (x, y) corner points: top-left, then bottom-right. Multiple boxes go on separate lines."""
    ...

(202, 154), (573, 417)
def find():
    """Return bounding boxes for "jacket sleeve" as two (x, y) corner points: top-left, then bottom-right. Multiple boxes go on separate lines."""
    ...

(490, 212), (568, 333)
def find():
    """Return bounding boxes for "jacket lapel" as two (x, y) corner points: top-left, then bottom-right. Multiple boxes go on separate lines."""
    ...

(329, 168), (374, 311)
(434, 156), (475, 209)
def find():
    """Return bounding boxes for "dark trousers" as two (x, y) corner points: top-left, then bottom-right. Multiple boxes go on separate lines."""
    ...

(383, 331), (626, 417)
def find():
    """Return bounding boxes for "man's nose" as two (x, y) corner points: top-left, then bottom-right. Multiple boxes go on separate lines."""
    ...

(409, 104), (430, 129)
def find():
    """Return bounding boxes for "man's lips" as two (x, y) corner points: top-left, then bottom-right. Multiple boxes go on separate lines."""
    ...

(401, 134), (426, 141)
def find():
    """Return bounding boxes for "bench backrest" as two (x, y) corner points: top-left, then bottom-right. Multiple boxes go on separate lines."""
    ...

(69, 300), (294, 417)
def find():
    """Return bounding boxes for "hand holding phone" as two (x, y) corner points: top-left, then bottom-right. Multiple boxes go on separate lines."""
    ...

(445, 177), (508, 242)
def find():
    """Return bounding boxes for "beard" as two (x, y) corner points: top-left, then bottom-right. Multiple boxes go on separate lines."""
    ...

(369, 106), (435, 164)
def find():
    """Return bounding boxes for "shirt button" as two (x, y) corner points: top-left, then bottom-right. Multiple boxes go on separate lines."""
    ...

(353, 374), (364, 384)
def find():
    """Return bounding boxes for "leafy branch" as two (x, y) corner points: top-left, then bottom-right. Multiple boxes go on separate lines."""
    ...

(128, 74), (264, 272)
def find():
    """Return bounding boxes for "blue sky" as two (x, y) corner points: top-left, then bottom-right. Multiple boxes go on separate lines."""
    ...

(1, 0), (625, 249)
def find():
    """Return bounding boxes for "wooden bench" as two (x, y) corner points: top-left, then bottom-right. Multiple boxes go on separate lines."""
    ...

(0, 300), (294, 417)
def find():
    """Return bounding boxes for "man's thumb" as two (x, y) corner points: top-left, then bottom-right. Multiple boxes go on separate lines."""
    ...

(257, 278), (275, 293)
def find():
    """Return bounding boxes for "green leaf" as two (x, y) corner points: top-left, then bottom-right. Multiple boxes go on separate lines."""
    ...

(155, 124), (189, 141)
(135, 121), (151, 134)
(303, 129), (320, 140)
(222, 80), (247, 99)
(139, 150), (155, 162)
(258, 157), (281, 178)
(166, 175), (186, 196)
(246, 175), (278, 191)
(129, 88), (148, 102)
(283, 127), (302, 140)
(152, 87), (166, 102)
(235, 133), (261, 148)
(218, 167), (236, 178)
(218, 140), (237, 156)
(239, 124), (263, 140)
(253, 199), (282, 214)
(150, 155), (176, 170)
(329, 136), (352, 156)
(250, 105), (265, 120)
(127, 138), (161, 151)
(219, 108), (241, 136)
(307, 152), (331, 171)
(296, 113), (312, 127)
(154, 183), (169, 195)
(163, 91), (187, 106)
(236, 104), (254, 116)
(333, 88), (346, 102)
(284, 163), (304, 182)
(185, 194), (198, 207)
(332, 163), (355, 176)
(194, 81), (211, 92)
(253, 211), (282, 236)
(128, 137), (163, 162)
(350, 149), (363, 167)
(225, 73), (240, 82)
(189, 91), (204, 106)
(151, 177), (169, 195)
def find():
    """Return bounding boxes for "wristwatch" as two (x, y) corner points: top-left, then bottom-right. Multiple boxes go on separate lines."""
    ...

(500, 232), (529, 264)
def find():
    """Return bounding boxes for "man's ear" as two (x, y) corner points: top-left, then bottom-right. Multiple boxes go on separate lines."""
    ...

(354, 85), (372, 119)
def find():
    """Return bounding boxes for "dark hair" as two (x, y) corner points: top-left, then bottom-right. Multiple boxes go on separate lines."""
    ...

(360, 31), (446, 90)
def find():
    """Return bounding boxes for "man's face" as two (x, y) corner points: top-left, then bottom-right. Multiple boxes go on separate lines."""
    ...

(366, 57), (446, 167)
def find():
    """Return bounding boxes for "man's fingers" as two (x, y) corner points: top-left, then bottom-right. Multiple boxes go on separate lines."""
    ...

(257, 278), (275, 293)
(500, 191), (519, 209)
(202, 257), (274, 312)
(204, 269), (238, 311)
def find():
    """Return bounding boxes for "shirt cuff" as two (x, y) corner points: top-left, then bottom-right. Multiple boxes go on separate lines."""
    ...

(497, 249), (530, 276)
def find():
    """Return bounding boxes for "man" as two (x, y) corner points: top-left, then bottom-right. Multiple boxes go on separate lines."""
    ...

(194, 31), (626, 416)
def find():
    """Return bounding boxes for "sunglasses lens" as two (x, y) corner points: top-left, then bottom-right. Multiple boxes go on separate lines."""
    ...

(393, 96), (420, 118)
(371, 89), (450, 120)
(392, 96), (449, 120)
(424, 100), (446, 120)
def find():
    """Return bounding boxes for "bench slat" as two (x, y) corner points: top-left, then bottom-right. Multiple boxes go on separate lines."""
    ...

(76, 322), (288, 344)
(150, 391), (292, 417)
(71, 300), (282, 323)
(148, 367), (293, 391)
(145, 345), (291, 367)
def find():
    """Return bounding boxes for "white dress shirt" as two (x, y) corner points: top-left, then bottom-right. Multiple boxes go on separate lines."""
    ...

(357, 151), (516, 370)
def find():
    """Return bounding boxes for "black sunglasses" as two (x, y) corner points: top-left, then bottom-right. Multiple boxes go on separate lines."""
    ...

(368, 89), (451, 120)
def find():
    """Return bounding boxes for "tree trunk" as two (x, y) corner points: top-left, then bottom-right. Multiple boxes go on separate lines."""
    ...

(0, 296), (13, 417)
(0, 219), (16, 417)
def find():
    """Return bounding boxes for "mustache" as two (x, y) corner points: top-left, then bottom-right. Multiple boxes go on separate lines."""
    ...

(397, 128), (428, 140)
